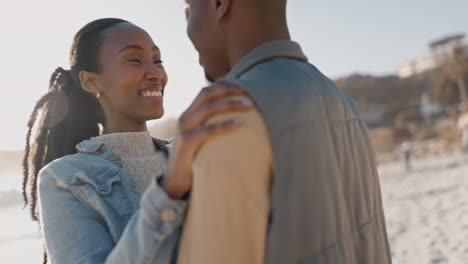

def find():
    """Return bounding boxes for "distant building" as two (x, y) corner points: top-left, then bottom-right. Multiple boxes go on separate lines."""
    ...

(396, 53), (441, 78)
(396, 33), (468, 78)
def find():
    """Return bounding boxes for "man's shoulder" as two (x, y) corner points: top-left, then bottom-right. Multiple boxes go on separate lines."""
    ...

(241, 57), (316, 82)
(230, 59), (360, 123)
(238, 58), (339, 96)
(195, 104), (272, 169)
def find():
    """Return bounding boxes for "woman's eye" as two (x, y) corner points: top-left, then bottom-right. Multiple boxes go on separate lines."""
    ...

(154, 59), (163, 64)
(128, 59), (142, 63)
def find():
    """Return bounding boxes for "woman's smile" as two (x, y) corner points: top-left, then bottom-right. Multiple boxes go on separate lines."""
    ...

(138, 86), (163, 102)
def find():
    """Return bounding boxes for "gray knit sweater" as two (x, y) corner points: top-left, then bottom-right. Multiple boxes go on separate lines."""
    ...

(93, 131), (167, 195)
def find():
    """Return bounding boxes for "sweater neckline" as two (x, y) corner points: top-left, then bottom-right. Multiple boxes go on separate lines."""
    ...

(92, 131), (156, 158)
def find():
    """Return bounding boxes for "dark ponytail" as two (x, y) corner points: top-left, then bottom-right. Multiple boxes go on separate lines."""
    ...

(21, 18), (129, 263)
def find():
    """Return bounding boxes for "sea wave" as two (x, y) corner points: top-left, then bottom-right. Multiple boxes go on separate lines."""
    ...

(0, 170), (22, 192)
(0, 189), (22, 208)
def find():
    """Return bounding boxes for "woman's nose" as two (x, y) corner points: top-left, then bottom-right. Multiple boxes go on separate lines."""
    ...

(145, 63), (164, 80)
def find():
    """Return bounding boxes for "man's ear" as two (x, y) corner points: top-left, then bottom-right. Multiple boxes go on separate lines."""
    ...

(215, 0), (231, 21)
(79, 71), (100, 97)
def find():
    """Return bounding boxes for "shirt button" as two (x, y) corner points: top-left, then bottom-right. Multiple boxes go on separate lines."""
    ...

(161, 208), (176, 222)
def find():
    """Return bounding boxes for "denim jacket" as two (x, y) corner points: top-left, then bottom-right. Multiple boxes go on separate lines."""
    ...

(38, 137), (187, 264)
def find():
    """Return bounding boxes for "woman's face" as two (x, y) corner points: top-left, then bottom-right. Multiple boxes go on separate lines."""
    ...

(94, 23), (168, 126)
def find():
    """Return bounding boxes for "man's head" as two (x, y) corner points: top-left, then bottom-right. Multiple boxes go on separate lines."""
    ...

(183, 0), (288, 82)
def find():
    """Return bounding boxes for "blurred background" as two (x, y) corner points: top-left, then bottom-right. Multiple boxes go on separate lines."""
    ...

(1, 0), (467, 263)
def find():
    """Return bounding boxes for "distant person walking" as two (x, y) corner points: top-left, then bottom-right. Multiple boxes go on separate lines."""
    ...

(457, 109), (468, 154)
(462, 126), (468, 153)
(401, 140), (413, 171)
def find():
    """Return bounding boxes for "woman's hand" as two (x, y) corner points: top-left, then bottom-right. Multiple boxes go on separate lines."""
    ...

(161, 82), (253, 199)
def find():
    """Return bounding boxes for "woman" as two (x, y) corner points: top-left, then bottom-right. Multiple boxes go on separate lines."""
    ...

(22, 18), (252, 263)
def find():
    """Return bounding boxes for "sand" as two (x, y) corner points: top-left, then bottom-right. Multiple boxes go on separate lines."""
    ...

(381, 153), (468, 263)
(1, 154), (468, 263)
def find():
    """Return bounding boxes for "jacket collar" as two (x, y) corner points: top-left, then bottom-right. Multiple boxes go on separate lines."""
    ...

(226, 40), (308, 79)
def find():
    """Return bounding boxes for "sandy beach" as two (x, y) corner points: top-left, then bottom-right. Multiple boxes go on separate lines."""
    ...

(381, 153), (468, 263)
(1, 154), (468, 263)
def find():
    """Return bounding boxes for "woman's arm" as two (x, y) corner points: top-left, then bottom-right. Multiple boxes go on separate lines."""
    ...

(107, 177), (187, 263)
(39, 170), (186, 264)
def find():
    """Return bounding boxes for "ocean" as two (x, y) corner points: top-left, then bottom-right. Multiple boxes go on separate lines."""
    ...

(0, 170), (42, 263)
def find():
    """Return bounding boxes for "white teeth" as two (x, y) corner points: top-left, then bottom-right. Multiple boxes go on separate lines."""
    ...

(142, 90), (162, 97)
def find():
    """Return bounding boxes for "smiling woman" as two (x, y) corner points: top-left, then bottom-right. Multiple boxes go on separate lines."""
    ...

(21, 18), (252, 263)
(79, 22), (168, 133)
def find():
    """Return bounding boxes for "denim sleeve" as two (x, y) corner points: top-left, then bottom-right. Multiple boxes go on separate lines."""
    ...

(38, 170), (187, 264)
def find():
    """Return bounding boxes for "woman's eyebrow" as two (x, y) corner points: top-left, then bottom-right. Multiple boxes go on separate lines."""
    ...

(118, 45), (159, 54)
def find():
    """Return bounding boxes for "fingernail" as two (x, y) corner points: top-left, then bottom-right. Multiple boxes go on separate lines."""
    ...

(230, 118), (243, 124)
(240, 99), (253, 106)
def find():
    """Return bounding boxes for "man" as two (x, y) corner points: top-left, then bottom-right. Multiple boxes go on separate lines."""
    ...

(177, 0), (392, 263)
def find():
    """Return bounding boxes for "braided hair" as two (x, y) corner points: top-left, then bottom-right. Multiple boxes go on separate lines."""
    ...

(21, 18), (129, 263)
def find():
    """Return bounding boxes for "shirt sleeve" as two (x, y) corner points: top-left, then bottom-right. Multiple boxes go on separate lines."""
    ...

(38, 170), (187, 264)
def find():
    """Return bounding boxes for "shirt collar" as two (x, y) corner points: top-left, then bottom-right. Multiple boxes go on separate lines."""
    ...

(226, 39), (308, 79)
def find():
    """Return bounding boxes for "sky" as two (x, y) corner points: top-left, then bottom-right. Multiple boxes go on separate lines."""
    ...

(0, 0), (467, 151)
